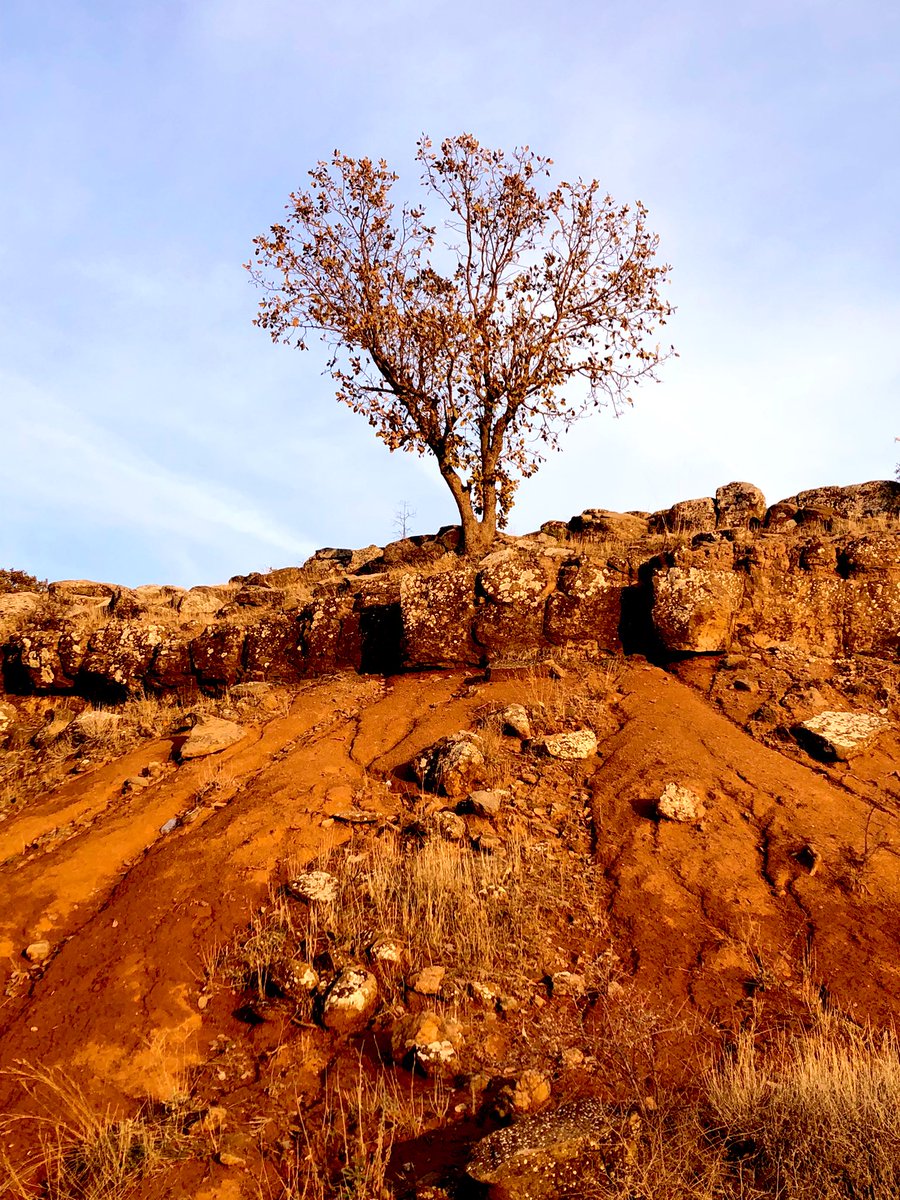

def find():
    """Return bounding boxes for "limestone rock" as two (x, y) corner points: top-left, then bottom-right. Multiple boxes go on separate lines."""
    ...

(390, 1010), (463, 1076)
(179, 717), (245, 760)
(657, 783), (706, 823)
(322, 967), (379, 1034)
(543, 730), (597, 760)
(413, 731), (487, 797)
(286, 870), (339, 904)
(796, 711), (890, 761)
(467, 1098), (640, 1200)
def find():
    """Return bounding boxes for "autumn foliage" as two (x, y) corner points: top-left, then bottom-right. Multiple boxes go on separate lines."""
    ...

(248, 134), (674, 555)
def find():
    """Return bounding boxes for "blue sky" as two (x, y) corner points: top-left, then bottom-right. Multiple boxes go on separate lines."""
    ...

(1, 0), (898, 586)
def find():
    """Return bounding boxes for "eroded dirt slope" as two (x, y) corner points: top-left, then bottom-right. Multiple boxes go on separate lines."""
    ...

(0, 659), (898, 1195)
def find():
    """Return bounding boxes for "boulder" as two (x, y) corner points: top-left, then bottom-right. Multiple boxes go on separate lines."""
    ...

(190, 625), (246, 690)
(179, 717), (245, 760)
(467, 1098), (641, 1200)
(795, 711), (890, 761)
(715, 481), (766, 528)
(567, 509), (649, 542)
(400, 568), (479, 668)
(69, 710), (123, 744)
(413, 731), (487, 797)
(322, 968), (379, 1034)
(650, 497), (717, 535)
(652, 567), (744, 653)
(790, 480), (900, 521)
(544, 561), (622, 650)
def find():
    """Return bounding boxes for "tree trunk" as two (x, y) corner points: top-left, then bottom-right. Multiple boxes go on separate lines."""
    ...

(440, 467), (498, 558)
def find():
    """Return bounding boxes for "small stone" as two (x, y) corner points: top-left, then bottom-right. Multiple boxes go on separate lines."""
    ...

(197, 1105), (227, 1133)
(322, 967), (379, 1034)
(547, 659), (567, 680)
(561, 1047), (585, 1069)
(544, 730), (598, 760)
(370, 937), (406, 964)
(470, 980), (501, 1006)
(732, 676), (757, 692)
(551, 971), (586, 997)
(413, 731), (487, 797)
(24, 941), (51, 963)
(500, 704), (532, 740)
(411, 965), (447, 995)
(435, 810), (467, 840)
(497, 1069), (552, 1116)
(390, 1010), (464, 1077)
(468, 790), (505, 818)
(123, 775), (151, 792)
(657, 783), (706, 823)
(159, 817), (178, 835)
(287, 870), (339, 904)
(179, 717), (245, 760)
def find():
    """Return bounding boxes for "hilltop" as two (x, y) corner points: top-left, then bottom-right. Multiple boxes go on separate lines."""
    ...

(0, 479), (899, 1199)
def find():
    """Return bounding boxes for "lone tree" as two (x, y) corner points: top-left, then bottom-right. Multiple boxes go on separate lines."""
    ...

(248, 134), (674, 556)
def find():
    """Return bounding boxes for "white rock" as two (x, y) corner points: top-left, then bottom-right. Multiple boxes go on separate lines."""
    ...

(657, 783), (706, 823)
(544, 730), (598, 759)
(322, 967), (379, 1034)
(798, 711), (890, 761)
(24, 941), (51, 963)
(287, 870), (339, 904)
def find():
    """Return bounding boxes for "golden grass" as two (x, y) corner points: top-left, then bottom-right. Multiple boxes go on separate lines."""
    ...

(0, 1063), (191, 1200)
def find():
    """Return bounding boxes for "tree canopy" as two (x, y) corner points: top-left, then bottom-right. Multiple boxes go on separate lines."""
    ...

(247, 133), (674, 555)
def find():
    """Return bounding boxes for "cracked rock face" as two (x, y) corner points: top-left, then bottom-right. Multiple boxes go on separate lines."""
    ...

(796, 710), (890, 761)
(467, 1098), (640, 1200)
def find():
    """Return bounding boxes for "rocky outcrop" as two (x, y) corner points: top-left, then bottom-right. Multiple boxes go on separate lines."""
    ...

(2, 480), (898, 699)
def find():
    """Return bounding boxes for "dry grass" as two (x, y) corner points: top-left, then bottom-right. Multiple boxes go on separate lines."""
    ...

(275, 1058), (451, 1200)
(227, 831), (604, 1009)
(704, 1019), (900, 1199)
(0, 1063), (191, 1199)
